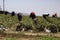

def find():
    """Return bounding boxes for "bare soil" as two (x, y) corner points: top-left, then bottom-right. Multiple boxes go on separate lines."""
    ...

(0, 31), (60, 40)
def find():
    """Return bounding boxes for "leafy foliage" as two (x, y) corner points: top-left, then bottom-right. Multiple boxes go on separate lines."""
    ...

(0, 13), (60, 32)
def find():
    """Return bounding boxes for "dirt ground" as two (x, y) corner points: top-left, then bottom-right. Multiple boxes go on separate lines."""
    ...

(0, 31), (60, 40)
(0, 29), (60, 40)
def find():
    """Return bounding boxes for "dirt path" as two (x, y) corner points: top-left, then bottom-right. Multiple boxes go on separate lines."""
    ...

(25, 32), (60, 37)
(0, 31), (60, 40)
(0, 31), (60, 38)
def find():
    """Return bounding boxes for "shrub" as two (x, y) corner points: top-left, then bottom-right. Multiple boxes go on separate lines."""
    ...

(24, 24), (33, 31)
(57, 25), (60, 32)
(35, 25), (45, 32)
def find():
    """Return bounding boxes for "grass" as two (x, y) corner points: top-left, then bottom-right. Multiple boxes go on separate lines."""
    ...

(35, 36), (60, 40)
(0, 13), (60, 40)
(0, 14), (60, 28)
(6, 37), (16, 40)
(0, 14), (18, 28)
(6, 36), (60, 40)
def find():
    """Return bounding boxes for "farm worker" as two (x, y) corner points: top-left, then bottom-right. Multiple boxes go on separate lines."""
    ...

(11, 11), (15, 16)
(16, 13), (22, 31)
(30, 11), (36, 20)
(5, 11), (9, 15)
(43, 13), (49, 19)
(29, 11), (38, 24)
(17, 13), (22, 23)
(52, 12), (57, 17)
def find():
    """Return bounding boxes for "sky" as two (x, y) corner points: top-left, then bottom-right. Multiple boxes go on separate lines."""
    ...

(0, 0), (60, 16)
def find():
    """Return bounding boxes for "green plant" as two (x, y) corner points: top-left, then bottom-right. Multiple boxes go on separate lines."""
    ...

(6, 37), (16, 40)
(0, 13), (60, 32)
